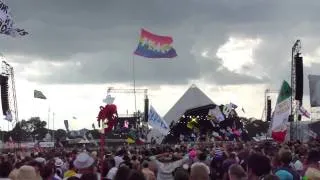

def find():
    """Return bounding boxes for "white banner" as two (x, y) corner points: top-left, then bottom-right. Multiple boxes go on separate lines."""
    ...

(208, 106), (225, 122)
(271, 98), (291, 131)
(308, 75), (320, 107)
(148, 106), (169, 135)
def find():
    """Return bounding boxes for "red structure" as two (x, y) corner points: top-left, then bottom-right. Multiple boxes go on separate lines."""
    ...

(97, 104), (118, 180)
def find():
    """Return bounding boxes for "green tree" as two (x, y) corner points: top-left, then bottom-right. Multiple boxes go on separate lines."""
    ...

(55, 129), (67, 141)
(18, 117), (47, 141)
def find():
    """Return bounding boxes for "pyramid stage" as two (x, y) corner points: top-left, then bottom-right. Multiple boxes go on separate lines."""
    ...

(148, 84), (248, 144)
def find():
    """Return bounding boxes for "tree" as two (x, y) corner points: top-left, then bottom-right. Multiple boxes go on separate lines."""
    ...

(18, 117), (47, 141)
(55, 129), (67, 141)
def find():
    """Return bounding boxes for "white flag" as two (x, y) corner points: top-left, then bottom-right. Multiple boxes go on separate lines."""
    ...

(298, 106), (310, 118)
(148, 106), (169, 135)
(208, 106), (225, 122)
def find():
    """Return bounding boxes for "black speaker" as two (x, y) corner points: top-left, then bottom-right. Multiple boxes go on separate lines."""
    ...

(297, 115), (302, 121)
(0, 75), (9, 115)
(267, 98), (271, 121)
(288, 115), (294, 122)
(295, 56), (303, 102)
(144, 98), (149, 122)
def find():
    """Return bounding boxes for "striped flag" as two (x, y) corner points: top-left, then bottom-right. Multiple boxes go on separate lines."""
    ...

(34, 90), (47, 99)
(298, 106), (310, 118)
(271, 81), (292, 142)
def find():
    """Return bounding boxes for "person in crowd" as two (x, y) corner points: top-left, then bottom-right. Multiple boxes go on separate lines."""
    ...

(114, 149), (125, 168)
(113, 165), (131, 180)
(150, 152), (189, 180)
(66, 152), (96, 179)
(106, 158), (117, 180)
(0, 161), (12, 180)
(190, 162), (210, 180)
(274, 149), (300, 180)
(142, 161), (156, 180)
(64, 161), (77, 179)
(304, 149), (320, 180)
(55, 158), (65, 180)
(17, 165), (41, 180)
(41, 163), (55, 180)
(173, 167), (189, 180)
(247, 153), (272, 180)
(127, 170), (147, 180)
(228, 164), (247, 180)
(131, 155), (141, 170)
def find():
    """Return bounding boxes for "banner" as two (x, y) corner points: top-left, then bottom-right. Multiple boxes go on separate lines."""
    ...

(208, 106), (225, 122)
(148, 106), (169, 135)
(308, 75), (320, 107)
(271, 81), (292, 142)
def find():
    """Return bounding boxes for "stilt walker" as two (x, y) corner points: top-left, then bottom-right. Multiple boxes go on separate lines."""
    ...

(97, 95), (118, 180)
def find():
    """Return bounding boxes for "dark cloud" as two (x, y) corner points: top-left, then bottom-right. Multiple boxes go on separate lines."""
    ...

(1, 0), (320, 85)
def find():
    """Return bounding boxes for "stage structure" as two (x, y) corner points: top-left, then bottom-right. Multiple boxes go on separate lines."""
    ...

(162, 104), (248, 144)
(290, 40), (303, 140)
(106, 87), (149, 122)
(1, 60), (18, 126)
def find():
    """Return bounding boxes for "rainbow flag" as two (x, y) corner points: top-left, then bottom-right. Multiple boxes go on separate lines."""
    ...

(134, 29), (177, 58)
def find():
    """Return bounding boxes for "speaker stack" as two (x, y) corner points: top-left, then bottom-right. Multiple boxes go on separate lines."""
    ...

(295, 55), (303, 121)
(295, 56), (303, 102)
(144, 98), (149, 122)
(266, 97), (272, 121)
(0, 75), (9, 115)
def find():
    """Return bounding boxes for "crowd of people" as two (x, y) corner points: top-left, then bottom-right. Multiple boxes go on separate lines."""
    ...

(0, 139), (319, 180)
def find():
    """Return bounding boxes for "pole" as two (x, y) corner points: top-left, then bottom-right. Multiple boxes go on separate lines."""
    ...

(52, 112), (55, 144)
(48, 106), (50, 132)
(132, 55), (137, 113)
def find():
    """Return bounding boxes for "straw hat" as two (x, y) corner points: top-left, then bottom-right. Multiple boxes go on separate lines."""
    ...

(17, 165), (41, 180)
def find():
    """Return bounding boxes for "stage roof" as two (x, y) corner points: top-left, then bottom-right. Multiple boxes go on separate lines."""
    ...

(164, 84), (214, 125)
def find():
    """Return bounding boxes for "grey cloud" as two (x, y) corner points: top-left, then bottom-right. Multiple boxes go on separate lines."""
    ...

(2, 0), (320, 86)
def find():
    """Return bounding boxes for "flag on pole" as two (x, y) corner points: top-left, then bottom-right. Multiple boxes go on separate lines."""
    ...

(134, 29), (177, 58)
(0, 0), (28, 37)
(298, 106), (310, 118)
(4, 110), (12, 122)
(271, 81), (292, 142)
(34, 90), (47, 99)
(148, 106), (169, 135)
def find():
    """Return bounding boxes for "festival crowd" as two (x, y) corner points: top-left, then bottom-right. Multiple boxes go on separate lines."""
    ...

(0, 140), (319, 180)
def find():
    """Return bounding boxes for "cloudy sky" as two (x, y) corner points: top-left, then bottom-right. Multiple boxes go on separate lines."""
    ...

(0, 0), (320, 131)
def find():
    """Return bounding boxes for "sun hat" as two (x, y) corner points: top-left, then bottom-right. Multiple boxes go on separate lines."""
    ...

(17, 165), (41, 180)
(55, 158), (64, 167)
(73, 152), (95, 169)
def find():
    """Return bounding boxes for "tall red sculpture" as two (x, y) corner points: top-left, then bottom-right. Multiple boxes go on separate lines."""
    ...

(97, 103), (118, 180)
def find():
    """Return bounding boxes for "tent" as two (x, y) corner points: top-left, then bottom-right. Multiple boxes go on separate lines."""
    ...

(148, 84), (214, 143)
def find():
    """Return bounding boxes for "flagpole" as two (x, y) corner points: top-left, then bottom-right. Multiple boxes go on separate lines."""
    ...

(48, 106), (50, 133)
(52, 112), (55, 145)
(132, 55), (137, 113)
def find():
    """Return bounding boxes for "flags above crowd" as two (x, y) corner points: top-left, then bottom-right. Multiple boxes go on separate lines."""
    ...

(0, 0), (28, 37)
(148, 105), (169, 135)
(34, 90), (47, 99)
(271, 81), (292, 142)
(134, 28), (177, 58)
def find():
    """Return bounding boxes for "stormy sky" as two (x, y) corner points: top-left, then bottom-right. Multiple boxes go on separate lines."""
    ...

(0, 0), (320, 130)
